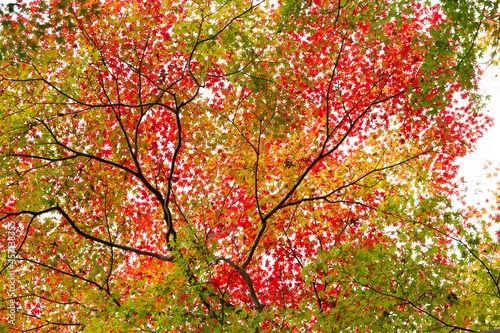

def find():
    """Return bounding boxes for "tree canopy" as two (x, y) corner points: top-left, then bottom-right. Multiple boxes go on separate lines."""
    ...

(1, 0), (500, 332)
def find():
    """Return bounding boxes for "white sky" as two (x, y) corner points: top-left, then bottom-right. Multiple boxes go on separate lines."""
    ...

(457, 65), (500, 207)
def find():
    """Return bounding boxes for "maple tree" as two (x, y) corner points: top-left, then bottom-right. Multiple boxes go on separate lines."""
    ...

(0, 0), (499, 331)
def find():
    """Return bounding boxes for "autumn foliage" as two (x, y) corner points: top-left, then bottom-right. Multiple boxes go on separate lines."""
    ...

(1, 0), (499, 331)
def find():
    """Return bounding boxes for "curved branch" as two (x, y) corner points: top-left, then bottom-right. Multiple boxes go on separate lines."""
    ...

(0, 208), (174, 262)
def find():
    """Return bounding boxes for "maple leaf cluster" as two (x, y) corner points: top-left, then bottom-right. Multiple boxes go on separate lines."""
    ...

(0, 0), (499, 332)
